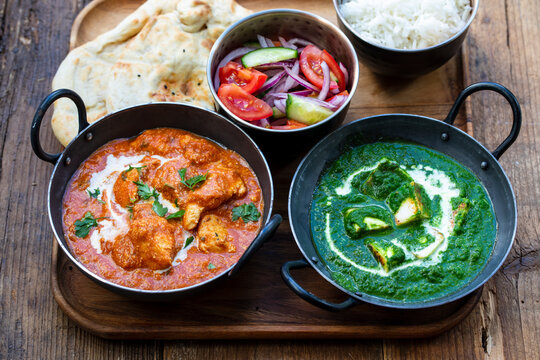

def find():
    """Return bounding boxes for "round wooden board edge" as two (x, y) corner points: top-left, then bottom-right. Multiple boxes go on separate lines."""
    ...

(52, 241), (483, 340)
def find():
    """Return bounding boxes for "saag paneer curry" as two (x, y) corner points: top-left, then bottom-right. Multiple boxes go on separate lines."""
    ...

(310, 142), (496, 302)
(63, 128), (263, 290)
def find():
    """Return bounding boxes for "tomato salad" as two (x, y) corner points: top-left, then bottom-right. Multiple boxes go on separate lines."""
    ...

(213, 36), (350, 130)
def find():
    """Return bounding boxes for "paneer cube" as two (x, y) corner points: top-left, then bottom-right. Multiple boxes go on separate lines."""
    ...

(343, 206), (393, 239)
(360, 159), (413, 200)
(365, 238), (405, 272)
(451, 199), (470, 234)
(386, 182), (431, 226)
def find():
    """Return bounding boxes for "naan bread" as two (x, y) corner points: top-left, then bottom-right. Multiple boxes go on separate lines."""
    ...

(51, 0), (251, 146)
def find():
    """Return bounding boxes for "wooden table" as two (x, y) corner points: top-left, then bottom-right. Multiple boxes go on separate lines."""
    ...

(1, 0), (538, 358)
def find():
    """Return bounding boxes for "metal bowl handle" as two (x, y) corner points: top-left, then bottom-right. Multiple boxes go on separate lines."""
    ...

(444, 82), (521, 160)
(228, 214), (282, 277)
(281, 259), (358, 311)
(31, 89), (88, 164)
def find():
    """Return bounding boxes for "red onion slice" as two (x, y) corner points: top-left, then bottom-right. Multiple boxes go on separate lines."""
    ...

(283, 60), (300, 92)
(339, 62), (349, 87)
(259, 117), (270, 128)
(279, 36), (296, 49)
(289, 38), (314, 47)
(327, 95), (348, 108)
(266, 38), (274, 47)
(290, 89), (313, 96)
(255, 70), (286, 94)
(318, 61), (330, 100)
(283, 66), (320, 92)
(213, 47), (254, 90)
(254, 61), (294, 70)
(274, 98), (287, 113)
(257, 34), (268, 48)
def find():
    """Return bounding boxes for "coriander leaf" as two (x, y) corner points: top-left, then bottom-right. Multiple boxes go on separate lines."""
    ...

(87, 188), (105, 204)
(152, 200), (168, 217)
(178, 168), (187, 181)
(208, 263), (216, 270)
(126, 164), (145, 174)
(183, 236), (194, 249)
(166, 209), (185, 220)
(74, 212), (101, 238)
(232, 203), (261, 223)
(133, 180), (159, 200)
(178, 168), (207, 190)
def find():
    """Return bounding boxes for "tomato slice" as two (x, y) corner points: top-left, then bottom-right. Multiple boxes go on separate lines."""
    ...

(271, 119), (308, 130)
(218, 84), (273, 121)
(219, 61), (267, 94)
(299, 45), (339, 91)
(321, 50), (346, 92)
(326, 90), (349, 103)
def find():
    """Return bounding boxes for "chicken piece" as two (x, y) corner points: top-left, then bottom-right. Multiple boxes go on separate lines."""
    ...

(111, 203), (177, 270)
(183, 164), (247, 230)
(197, 215), (235, 253)
(129, 130), (184, 156)
(112, 167), (140, 208)
(111, 236), (141, 270)
(151, 160), (190, 205)
(180, 136), (219, 165)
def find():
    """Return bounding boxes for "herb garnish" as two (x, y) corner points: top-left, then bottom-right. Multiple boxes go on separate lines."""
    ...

(178, 168), (207, 190)
(74, 212), (106, 238)
(232, 203), (261, 223)
(152, 200), (168, 217)
(133, 180), (159, 200)
(133, 180), (171, 217)
(122, 165), (145, 180)
(208, 263), (216, 270)
(126, 205), (134, 218)
(183, 236), (194, 249)
(166, 209), (185, 220)
(87, 188), (105, 204)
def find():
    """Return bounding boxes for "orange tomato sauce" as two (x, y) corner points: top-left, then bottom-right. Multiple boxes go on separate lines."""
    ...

(62, 128), (263, 290)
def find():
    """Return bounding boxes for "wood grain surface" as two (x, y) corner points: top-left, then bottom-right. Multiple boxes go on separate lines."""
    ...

(53, 0), (476, 340)
(0, 0), (538, 359)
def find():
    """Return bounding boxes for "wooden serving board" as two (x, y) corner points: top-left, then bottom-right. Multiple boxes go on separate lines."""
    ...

(52, 0), (478, 339)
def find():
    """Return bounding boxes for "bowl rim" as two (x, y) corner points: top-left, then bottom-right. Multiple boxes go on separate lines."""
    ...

(48, 101), (275, 295)
(207, 8), (359, 133)
(333, 0), (480, 53)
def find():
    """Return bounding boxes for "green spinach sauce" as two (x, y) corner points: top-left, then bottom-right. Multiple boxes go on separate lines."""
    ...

(310, 142), (496, 302)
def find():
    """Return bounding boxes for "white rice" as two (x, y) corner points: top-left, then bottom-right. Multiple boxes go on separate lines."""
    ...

(340, 0), (472, 50)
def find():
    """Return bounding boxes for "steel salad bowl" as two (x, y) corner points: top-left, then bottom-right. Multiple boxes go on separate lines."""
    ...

(282, 82), (520, 310)
(31, 89), (282, 301)
(207, 8), (359, 140)
(333, 0), (480, 77)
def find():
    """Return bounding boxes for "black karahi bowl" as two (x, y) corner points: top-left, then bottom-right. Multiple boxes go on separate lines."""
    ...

(31, 89), (282, 301)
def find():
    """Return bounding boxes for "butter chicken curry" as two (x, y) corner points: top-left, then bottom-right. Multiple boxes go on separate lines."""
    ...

(62, 128), (263, 290)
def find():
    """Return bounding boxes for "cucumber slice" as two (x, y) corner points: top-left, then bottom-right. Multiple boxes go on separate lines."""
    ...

(241, 47), (298, 68)
(272, 107), (285, 119)
(285, 95), (334, 125)
(243, 41), (261, 49)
